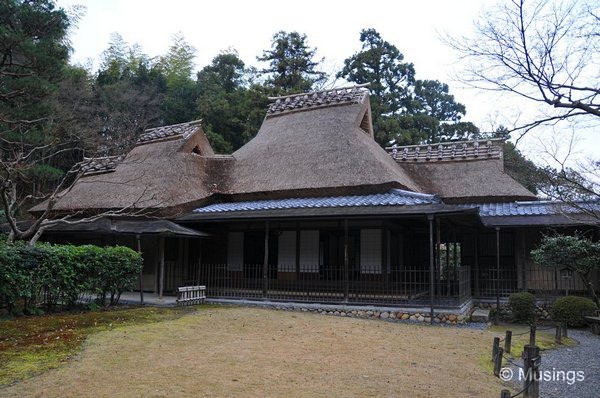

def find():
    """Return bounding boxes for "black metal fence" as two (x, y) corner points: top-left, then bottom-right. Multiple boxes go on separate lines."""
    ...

(190, 263), (471, 307)
(474, 266), (598, 299)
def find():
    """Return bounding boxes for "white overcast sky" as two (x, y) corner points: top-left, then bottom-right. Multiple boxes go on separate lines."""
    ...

(57, 0), (598, 164)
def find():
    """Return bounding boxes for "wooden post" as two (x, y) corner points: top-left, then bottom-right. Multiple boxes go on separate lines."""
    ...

(495, 227), (501, 325)
(158, 236), (165, 299)
(504, 330), (512, 354)
(343, 219), (349, 302)
(197, 239), (202, 285)
(492, 336), (500, 362)
(494, 347), (503, 377)
(263, 220), (269, 298)
(474, 228), (480, 297)
(295, 223), (300, 281)
(428, 214), (435, 324)
(136, 234), (144, 305)
(523, 345), (540, 398)
(436, 218), (441, 297)
(529, 325), (536, 346)
(555, 324), (562, 344)
(562, 322), (568, 338)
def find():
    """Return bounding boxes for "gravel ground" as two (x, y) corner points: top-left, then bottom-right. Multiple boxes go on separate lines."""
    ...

(540, 329), (599, 398)
(505, 329), (599, 398)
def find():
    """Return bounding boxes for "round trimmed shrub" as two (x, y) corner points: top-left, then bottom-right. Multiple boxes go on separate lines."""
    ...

(551, 296), (598, 327)
(508, 292), (536, 323)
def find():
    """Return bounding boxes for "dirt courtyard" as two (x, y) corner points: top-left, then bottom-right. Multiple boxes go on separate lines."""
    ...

(1, 306), (503, 397)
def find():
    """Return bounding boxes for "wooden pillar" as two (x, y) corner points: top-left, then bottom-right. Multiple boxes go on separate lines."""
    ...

(436, 219), (441, 297)
(136, 234), (144, 305)
(474, 228), (480, 297)
(295, 222), (301, 280)
(158, 236), (165, 299)
(344, 219), (349, 302)
(197, 239), (202, 285)
(385, 229), (391, 283)
(515, 229), (525, 290)
(428, 214), (435, 324)
(263, 221), (269, 298)
(183, 238), (189, 285)
(446, 228), (450, 297)
(495, 227), (501, 325)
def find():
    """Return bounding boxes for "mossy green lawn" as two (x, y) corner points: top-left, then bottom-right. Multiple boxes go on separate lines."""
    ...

(0, 306), (201, 386)
(481, 324), (578, 373)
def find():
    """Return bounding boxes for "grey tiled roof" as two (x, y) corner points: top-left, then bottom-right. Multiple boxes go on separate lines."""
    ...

(81, 155), (123, 175)
(386, 139), (503, 162)
(473, 201), (597, 217)
(137, 120), (201, 144)
(194, 189), (440, 213)
(266, 86), (368, 116)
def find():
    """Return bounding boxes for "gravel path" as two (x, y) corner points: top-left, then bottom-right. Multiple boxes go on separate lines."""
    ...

(506, 329), (599, 397)
(539, 329), (599, 398)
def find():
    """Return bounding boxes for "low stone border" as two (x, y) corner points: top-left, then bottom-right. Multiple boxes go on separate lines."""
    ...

(207, 299), (468, 324)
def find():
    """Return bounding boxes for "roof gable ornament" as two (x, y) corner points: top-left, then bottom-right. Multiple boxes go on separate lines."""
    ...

(136, 120), (202, 145)
(266, 84), (370, 116)
(80, 155), (124, 176)
(388, 139), (503, 162)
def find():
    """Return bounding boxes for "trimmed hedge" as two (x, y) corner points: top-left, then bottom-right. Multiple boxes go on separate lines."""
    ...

(509, 292), (536, 323)
(551, 296), (598, 327)
(0, 242), (142, 315)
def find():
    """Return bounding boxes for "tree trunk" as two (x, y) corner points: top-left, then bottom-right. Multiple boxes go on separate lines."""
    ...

(579, 272), (600, 308)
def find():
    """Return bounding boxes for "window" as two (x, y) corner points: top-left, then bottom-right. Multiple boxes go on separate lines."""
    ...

(360, 229), (382, 274)
(299, 230), (319, 273)
(277, 231), (296, 273)
(227, 232), (244, 271)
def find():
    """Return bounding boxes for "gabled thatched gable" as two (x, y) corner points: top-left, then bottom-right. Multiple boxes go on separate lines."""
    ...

(31, 121), (231, 217)
(230, 86), (420, 199)
(393, 140), (536, 203)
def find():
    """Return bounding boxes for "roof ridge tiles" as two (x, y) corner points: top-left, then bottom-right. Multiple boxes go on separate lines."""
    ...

(387, 139), (504, 163)
(137, 120), (202, 145)
(266, 84), (370, 116)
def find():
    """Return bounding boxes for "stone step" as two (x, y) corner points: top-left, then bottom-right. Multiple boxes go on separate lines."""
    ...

(471, 308), (490, 323)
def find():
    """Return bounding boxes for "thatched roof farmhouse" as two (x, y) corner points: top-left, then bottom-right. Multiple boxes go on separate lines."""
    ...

(36, 85), (598, 318)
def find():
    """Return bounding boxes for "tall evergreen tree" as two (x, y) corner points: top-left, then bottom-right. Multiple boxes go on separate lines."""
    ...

(196, 51), (248, 153)
(338, 28), (476, 146)
(258, 31), (327, 94)
(0, 0), (73, 239)
(160, 33), (198, 124)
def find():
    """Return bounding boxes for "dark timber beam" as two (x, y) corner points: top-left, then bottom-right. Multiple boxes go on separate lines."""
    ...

(495, 226), (501, 325)
(158, 236), (165, 299)
(428, 214), (435, 324)
(263, 220), (269, 298)
(344, 219), (349, 302)
(474, 228), (480, 297)
(136, 234), (144, 305)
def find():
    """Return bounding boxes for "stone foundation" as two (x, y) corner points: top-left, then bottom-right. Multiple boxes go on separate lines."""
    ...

(207, 299), (469, 324)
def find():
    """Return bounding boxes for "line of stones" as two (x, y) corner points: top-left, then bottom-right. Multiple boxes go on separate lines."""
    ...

(268, 305), (468, 324)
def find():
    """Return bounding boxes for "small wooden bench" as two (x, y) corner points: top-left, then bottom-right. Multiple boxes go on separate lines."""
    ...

(176, 285), (206, 306)
(584, 310), (600, 335)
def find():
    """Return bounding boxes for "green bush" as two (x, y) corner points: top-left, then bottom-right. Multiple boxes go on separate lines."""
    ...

(551, 296), (598, 327)
(0, 242), (142, 315)
(509, 292), (536, 323)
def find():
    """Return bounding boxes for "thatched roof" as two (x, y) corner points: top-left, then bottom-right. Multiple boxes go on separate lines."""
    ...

(31, 121), (234, 217)
(230, 86), (420, 198)
(392, 140), (536, 203)
(32, 86), (538, 219)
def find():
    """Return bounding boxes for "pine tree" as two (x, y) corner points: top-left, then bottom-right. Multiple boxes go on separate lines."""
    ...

(258, 31), (326, 94)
